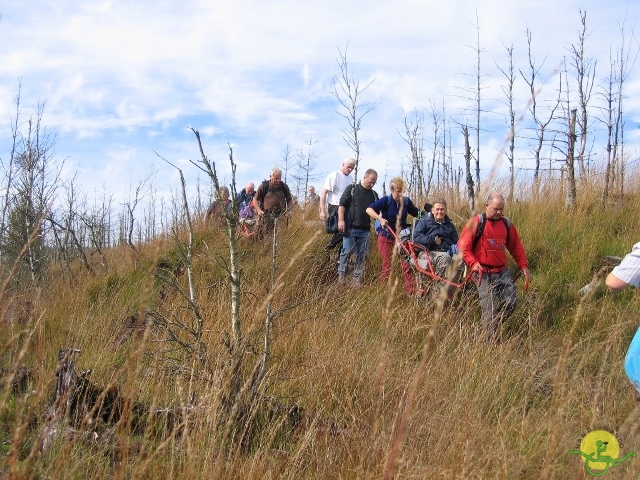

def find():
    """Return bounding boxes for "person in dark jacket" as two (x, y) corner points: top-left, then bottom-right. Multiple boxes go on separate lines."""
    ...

(206, 186), (232, 223)
(236, 182), (255, 209)
(253, 168), (293, 239)
(337, 169), (378, 285)
(413, 199), (459, 278)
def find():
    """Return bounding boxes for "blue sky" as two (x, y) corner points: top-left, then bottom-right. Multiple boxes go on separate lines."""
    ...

(1, 0), (639, 205)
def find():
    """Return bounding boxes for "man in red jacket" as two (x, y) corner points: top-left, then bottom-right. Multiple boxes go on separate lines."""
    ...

(458, 192), (529, 341)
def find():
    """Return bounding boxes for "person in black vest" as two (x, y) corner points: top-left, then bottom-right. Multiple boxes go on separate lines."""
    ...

(337, 169), (378, 285)
(254, 168), (293, 239)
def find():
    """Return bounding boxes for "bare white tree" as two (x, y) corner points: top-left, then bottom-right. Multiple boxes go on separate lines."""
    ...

(332, 44), (377, 180)
(495, 42), (517, 201)
(569, 10), (596, 179)
(520, 28), (560, 185)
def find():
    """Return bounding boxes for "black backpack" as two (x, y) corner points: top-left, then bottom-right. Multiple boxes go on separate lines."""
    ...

(472, 213), (511, 249)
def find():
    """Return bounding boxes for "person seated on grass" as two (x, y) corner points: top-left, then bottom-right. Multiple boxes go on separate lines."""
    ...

(412, 199), (459, 279)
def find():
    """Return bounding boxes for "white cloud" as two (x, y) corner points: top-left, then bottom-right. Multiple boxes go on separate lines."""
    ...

(0, 0), (639, 205)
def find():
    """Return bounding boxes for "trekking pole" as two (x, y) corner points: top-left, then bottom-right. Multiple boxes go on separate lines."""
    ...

(513, 270), (530, 291)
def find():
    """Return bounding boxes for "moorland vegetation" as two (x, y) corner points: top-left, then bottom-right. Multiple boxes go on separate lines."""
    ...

(2, 169), (640, 479)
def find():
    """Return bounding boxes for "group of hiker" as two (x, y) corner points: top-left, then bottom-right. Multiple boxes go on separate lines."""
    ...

(206, 167), (323, 232)
(205, 158), (530, 342)
(319, 158), (528, 342)
(204, 159), (640, 399)
(206, 167), (299, 238)
(319, 156), (640, 401)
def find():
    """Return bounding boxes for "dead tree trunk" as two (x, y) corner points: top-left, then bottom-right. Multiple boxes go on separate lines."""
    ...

(463, 125), (475, 212)
(473, 12), (482, 195)
(496, 43), (516, 201)
(333, 45), (377, 180)
(565, 109), (577, 208)
(571, 10), (596, 180)
(399, 112), (425, 199)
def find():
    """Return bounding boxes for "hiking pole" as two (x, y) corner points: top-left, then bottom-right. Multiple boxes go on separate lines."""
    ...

(513, 269), (530, 291)
(474, 268), (483, 288)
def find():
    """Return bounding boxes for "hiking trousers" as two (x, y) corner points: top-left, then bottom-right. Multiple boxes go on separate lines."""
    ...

(475, 268), (516, 340)
(377, 234), (415, 295)
(339, 229), (370, 282)
(257, 211), (283, 240)
(429, 251), (452, 278)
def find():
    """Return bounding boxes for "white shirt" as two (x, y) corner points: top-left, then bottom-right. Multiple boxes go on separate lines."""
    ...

(611, 241), (640, 288)
(323, 170), (353, 206)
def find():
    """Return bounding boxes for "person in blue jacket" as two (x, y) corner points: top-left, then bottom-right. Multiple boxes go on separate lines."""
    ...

(366, 176), (420, 295)
(412, 199), (459, 278)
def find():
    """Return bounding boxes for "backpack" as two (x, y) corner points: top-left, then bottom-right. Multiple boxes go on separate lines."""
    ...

(258, 179), (292, 210)
(472, 213), (511, 249)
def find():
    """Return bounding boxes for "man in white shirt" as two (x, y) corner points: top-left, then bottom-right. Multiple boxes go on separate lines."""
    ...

(606, 243), (640, 291)
(320, 158), (356, 250)
(606, 242), (640, 394)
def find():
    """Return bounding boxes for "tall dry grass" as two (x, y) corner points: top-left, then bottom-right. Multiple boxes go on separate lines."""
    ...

(2, 175), (640, 478)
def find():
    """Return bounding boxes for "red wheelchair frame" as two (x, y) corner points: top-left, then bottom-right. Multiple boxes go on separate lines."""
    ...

(237, 218), (258, 240)
(383, 224), (529, 292)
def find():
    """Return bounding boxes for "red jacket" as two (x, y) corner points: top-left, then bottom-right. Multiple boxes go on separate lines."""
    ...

(458, 215), (528, 271)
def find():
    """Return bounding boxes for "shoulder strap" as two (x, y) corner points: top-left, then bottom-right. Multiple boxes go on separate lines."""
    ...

(502, 217), (511, 244)
(281, 181), (291, 199)
(348, 183), (357, 204)
(472, 213), (486, 250)
(257, 180), (269, 208)
(472, 213), (511, 248)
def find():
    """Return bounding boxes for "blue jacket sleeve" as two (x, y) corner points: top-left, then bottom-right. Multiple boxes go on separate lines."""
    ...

(412, 216), (431, 247)
(407, 198), (420, 218)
